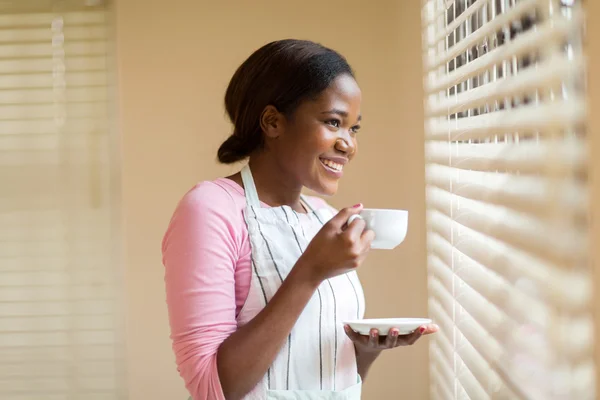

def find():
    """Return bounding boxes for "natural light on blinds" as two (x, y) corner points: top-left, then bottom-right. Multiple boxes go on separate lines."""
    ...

(422, 0), (594, 398)
(0, 1), (124, 399)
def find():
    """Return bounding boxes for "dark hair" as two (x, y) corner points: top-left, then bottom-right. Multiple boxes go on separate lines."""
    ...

(217, 39), (355, 164)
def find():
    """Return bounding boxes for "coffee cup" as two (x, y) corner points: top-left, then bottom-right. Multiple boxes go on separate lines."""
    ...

(348, 209), (408, 250)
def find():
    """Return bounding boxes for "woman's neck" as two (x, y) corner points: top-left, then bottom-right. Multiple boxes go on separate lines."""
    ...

(245, 155), (305, 213)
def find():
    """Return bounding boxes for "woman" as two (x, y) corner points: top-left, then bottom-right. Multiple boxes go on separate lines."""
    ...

(163, 39), (438, 400)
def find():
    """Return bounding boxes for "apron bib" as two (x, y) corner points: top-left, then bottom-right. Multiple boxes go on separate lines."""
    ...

(238, 165), (365, 400)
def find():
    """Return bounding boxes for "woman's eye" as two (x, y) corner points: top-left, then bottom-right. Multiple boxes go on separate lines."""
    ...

(326, 119), (341, 128)
(351, 125), (361, 134)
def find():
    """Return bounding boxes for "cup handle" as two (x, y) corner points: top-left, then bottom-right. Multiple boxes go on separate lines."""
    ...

(348, 214), (363, 225)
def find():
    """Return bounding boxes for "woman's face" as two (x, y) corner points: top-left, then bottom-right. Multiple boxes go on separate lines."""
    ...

(271, 74), (362, 196)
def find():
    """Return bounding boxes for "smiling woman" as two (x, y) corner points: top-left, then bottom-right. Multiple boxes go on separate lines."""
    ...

(162, 39), (437, 400)
(218, 39), (362, 197)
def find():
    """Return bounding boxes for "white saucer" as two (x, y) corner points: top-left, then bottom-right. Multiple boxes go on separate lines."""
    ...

(344, 318), (432, 336)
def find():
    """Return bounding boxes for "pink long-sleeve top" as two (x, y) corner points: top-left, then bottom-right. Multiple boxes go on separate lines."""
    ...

(162, 178), (330, 399)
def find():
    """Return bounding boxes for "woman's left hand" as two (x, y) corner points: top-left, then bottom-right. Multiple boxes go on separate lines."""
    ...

(344, 324), (439, 354)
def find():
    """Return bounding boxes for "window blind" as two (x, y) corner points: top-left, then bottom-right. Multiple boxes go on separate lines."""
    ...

(422, 0), (595, 398)
(0, 1), (125, 399)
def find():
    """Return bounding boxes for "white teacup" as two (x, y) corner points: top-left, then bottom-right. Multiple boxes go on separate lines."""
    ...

(348, 209), (408, 250)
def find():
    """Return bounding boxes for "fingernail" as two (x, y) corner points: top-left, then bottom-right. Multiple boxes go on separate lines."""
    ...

(370, 331), (377, 338)
(391, 330), (399, 337)
(353, 203), (362, 208)
(419, 327), (426, 334)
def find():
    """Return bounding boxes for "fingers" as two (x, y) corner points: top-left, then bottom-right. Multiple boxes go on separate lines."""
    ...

(395, 325), (439, 347)
(327, 204), (363, 230)
(345, 324), (439, 353)
(407, 330), (423, 345)
(344, 325), (368, 346)
(345, 216), (367, 242)
(360, 228), (375, 250)
(369, 329), (379, 348)
(421, 324), (440, 335)
(385, 329), (399, 348)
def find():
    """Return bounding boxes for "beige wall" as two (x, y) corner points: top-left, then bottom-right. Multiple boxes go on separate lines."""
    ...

(115, 1), (428, 399)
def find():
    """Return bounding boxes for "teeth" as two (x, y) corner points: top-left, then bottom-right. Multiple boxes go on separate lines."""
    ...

(321, 159), (343, 171)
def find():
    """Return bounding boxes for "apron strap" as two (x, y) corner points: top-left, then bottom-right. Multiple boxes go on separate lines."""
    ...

(242, 164), (318, 214)
(300, 194), (316, 213)
(241, 164), (261, 208)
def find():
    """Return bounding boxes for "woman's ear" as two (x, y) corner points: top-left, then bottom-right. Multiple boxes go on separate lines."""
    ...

(260, 105), (284, 139)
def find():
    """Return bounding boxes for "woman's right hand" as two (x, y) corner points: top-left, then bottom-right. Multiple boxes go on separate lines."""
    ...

(296, 204), (375, 285)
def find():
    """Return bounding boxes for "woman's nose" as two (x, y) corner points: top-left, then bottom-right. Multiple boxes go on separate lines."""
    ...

(335, 133), (356, 156)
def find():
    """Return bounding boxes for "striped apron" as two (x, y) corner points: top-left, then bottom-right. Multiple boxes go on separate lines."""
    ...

(238, 164), (365, 399)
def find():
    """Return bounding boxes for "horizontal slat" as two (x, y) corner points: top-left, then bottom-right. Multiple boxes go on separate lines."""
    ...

(429, 233), (549, 325)
(0, 394), (119, 400)
(432, 315), (497, 399)
(0, 102), (107, 120)
(0, 344), (120, 363)
(430, 285), (536, 398)
(427, 186), (587, 264)
(0, 164), (110, 187)
(569, 361), (598, 398)
(0, 130), (106, 150)
(0, 284), (115, 303)
(428, 227), (589, 314)
(0, 73), (108, 90)
(431, 335), (476, 399)
(426, 164), (588, 217)
(0, 255), (112, 272)
(0, 226), (110, 242)
(426, 54), (584, 117)
(0, 314), (114, 332)
(426, 0), (487, 47)
(429, 339), (454, 378)
(0, 361), (116, 380)
(422, 0), (447, 27)
(426, 209), (592, 310)
(0, 270), (112, 287)
(0, 40), (107, 59)
(425, 0), (539, 71)
(425, 99), (587, 140)
(430, 273), (513, 355)
(0, 330), (115, 348)
(0, 86), (108, 104)
(0, 197), (110, 214)
(431, 364), (458, 400)
(0, 299), (114, 317)
(432, 359), (474, 400)
(0, 199), (111, 217)
(2, 180), (108, 207)
(430, 341), (456, 387)
(0, 377), (116, 393)
(430, 278), (503, 361)
(425, 11), (583, 93)
(430, 301), (517, 398)
(0, 11), (105, 29)
(430, 298), (525, 398)
(0, 26), (106, 44)
(432, 272), (580, 378)
(0, 55), (106, 75)
(0, 244), (109, 258)
(0, 208), (108, 225)
(0, 208), (108, 222)
(0, 118), (108, 135)
(0, 148), (109, 167)
(426, 136), (587, 174)
(429, 250), (593, 362)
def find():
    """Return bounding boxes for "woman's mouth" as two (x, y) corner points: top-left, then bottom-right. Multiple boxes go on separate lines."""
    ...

(319, 157), (345, 177)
